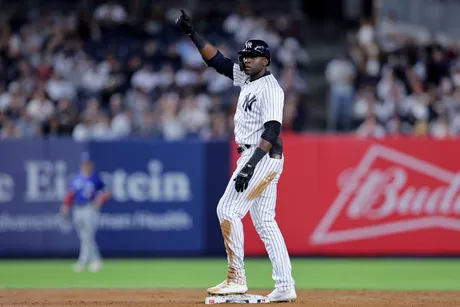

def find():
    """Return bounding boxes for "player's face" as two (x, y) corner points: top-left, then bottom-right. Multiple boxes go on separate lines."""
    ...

(81, 161), (94, 175)
(242, 55), (268, 76)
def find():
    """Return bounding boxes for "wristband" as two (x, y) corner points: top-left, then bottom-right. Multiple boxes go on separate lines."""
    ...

(190, 32), (208, 49)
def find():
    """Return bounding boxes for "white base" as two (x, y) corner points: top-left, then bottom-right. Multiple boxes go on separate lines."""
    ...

(205, 294), (270, 304)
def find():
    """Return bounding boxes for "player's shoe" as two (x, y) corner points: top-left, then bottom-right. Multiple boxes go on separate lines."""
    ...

(206, 280), (248, 295)
(88, 261), (103, 272)
(72, 263), (85, 273)
(267, 288), (297, 302)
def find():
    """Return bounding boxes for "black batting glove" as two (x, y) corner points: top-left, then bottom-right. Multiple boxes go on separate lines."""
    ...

(234, 163), (255, 192)
(175, 9), (195, 35)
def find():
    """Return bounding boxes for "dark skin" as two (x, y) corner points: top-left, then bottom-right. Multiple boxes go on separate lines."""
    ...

(240, 55), (269, 81)
(176, 9), (275, 193)
(197, 45), (272, 154)
(198, 46), (269, 78)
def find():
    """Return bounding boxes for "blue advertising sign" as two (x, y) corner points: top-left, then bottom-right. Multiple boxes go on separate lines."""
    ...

(0, 139), (85, 256)
(88, 139), (205, 254)
(0, 139), (228, 257)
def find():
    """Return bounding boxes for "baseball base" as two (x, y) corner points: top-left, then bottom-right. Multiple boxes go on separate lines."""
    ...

(205, 294), (270, 304)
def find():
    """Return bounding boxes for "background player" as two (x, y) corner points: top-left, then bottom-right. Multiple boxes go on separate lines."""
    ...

(60, 152), (111, 272)
(176, 10), (296, 302)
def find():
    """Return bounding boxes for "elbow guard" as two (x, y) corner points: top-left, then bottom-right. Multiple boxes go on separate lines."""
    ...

(261, 121), (281, 145)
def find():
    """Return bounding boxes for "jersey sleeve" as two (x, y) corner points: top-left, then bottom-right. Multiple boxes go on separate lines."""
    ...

(261, 84), (284, 124)
(233, 63), (248, 87)
(67, 176), (77, 192)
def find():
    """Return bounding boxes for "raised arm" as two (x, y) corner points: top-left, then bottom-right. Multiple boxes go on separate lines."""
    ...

(175, 10), (234, 80)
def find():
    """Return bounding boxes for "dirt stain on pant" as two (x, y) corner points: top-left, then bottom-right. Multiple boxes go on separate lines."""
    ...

(247, 171), (277, 201)
(220, 220), (236, 281)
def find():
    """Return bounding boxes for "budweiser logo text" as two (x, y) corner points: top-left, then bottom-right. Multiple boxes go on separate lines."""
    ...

(311, 144), (460, 245)
(346, 167), (460, 219)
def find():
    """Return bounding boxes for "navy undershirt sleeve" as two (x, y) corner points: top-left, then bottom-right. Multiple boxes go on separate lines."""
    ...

(205, 51), (234, 80)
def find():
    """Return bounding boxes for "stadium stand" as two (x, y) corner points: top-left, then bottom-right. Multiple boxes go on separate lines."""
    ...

(0, 0), (309, 141)
(325, 0), (460, 138)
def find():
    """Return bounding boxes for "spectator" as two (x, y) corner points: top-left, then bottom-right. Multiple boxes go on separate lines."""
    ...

(131, 63), (158, 94)
(16, 109), (37, 138)
(178, 94), (210, 136)
(109, 94), (132, 138)
(0, 83), (11, 111)
(1, 119), (21, 139)
(26, 89), (55, 123)
(56, 98), (78, 135)
(46, 71), (76, 102)
(94, 1), (127, 25)
(203, 112), (230, 140)
(92, 111), (114, 140)
(137, 111), (160, 137)
(337, 11), (460, 138)
(72, 118), (92, 142)
(325, 54), (356, 131)
(81, 62), (109, 96)
(356, 108), (386, 139)
(280, 64), (308, 94)
(0, 3), (307, 141)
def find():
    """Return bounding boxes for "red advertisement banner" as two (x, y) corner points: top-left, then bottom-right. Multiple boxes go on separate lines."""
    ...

(232, 135), (460, 256)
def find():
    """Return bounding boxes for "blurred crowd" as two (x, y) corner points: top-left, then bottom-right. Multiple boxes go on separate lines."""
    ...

(0, 1), (308, 141)
(325, 11), (460, 138)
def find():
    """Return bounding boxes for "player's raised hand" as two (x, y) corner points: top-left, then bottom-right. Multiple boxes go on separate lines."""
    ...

(175, 9), (195, 35)
(234, 163), (255, 192)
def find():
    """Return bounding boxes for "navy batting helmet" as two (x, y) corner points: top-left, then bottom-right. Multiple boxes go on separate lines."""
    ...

(237, 39), (271, 69)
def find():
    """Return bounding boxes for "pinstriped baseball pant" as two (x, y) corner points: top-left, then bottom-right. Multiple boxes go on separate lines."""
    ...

(216, 147), (295, 291)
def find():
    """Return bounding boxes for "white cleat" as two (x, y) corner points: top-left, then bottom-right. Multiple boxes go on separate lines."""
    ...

(206, 280), (248, 295)
(267, 288), (297, 302)
(72, 263), (85, 273)
(88, 262), (103, 272)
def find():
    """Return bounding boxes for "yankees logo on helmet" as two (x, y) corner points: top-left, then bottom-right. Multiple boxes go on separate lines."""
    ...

(238, 39), (271, 69)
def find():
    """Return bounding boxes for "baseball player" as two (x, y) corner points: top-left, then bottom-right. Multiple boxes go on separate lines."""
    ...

(176, 10), (296, 302)
(60, 152), (111, 272)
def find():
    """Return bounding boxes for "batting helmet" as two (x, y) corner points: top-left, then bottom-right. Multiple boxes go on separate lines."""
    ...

(237, 39), (271, 69)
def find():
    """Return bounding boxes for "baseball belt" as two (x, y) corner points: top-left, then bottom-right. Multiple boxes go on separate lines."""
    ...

(237, 144), (252, 154)
(237, 144), (282, 159)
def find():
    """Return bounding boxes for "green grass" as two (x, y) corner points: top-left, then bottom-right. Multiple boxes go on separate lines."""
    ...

(0, 258), (459, 291)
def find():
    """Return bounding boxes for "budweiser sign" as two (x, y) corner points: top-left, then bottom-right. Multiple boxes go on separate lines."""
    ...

(311, 144), (460, 245)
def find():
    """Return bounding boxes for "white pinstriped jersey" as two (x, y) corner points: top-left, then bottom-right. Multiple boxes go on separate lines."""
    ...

(232, 64), (284, 146)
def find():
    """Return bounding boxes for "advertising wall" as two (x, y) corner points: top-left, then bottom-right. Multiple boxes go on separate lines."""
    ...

(240, 135), (460, 256)
(0, 139), (228, 257)
(0, 139), (85, 256)
(2, 135), (460, 258)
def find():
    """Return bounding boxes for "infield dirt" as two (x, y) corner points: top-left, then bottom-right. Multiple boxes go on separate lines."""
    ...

(1, 289), (459, 306)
